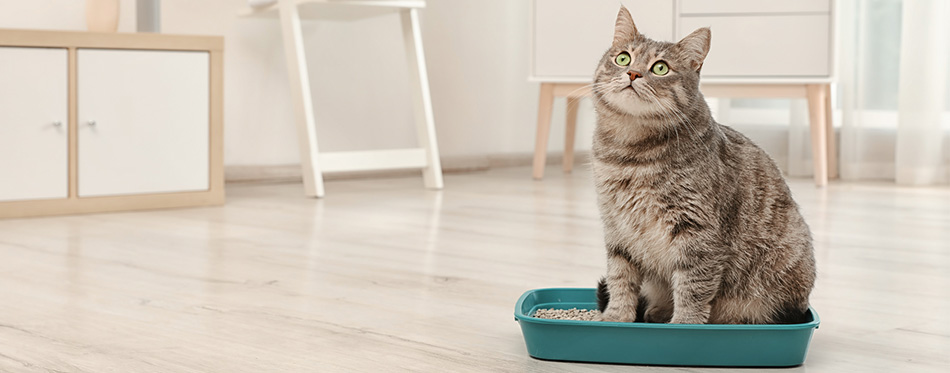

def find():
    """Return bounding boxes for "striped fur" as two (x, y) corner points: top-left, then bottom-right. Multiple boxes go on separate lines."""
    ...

(592, 6), (815, 324)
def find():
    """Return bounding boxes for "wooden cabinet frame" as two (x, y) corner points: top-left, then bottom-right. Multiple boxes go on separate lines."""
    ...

(0, 29), (224, 218)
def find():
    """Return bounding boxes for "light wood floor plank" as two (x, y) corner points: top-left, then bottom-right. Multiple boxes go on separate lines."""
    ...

(0, 166), (948, 372)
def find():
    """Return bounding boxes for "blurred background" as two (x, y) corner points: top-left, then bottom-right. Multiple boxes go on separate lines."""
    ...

(1, 1), (948, 371)
(5, 0), (946, 185)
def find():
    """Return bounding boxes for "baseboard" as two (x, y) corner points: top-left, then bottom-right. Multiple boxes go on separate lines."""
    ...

(225, 151), (592, 183)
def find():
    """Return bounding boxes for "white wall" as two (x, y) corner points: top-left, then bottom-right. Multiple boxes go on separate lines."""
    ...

(0, 0), (595, 167)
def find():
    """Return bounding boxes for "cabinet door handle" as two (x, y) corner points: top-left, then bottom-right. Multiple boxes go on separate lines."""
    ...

(52, 121), (63, 127)
(86, 120), (97, 127)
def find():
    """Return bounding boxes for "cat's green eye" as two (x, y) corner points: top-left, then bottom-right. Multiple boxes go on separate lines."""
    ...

(615, 52), (631, 66)
(651, 61), (670, 76)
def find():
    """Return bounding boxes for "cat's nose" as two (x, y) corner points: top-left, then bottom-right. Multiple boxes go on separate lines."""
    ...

(627, 71), (643, 81)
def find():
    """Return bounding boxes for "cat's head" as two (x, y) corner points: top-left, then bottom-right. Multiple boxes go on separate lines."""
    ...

(593, 6), (711, 118)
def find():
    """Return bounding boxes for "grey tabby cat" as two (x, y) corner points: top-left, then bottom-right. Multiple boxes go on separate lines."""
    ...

(592, 6), (816, 324)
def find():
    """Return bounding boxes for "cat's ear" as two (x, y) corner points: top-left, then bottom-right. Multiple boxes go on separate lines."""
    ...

(676, 27), (711, 71)
(612, 6), (639, 46)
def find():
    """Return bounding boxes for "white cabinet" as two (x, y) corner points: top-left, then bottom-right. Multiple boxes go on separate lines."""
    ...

(531, 0), (674, 81)
(679, 0), (830, 15)
(678, 15), (831, 77)
(77, 49), (210, 197)
(0, 47), (69, 202)
(530, 0), (834, 82)
(0, 30), (223, 219)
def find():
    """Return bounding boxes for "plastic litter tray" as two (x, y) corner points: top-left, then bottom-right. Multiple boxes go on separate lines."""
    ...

(515, 288), (819, 367)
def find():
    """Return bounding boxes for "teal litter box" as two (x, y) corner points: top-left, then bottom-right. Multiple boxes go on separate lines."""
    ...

(514, 288), (819, 367)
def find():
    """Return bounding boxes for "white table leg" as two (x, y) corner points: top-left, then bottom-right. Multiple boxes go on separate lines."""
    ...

(279, 0), (325, 197)
(401, 8), (443, 190)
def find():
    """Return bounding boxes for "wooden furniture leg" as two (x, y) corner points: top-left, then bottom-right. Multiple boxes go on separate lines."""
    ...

(806, 84), (829, 187)
(563, 96), (579, 173)
(535, 82), (834, 186)
(278, 0), (324, 197)
(532, 83), (555, 179)
(823, 83), (838, 179)
(401, 8), (443, 190)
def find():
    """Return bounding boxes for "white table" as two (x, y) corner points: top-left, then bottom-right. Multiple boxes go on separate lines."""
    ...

(241, 0), (443, 197)
(529, 0), (839, 186)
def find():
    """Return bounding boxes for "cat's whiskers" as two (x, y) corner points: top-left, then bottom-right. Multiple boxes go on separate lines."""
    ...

(660, 100), (704, 153)
(647, 95), (683, 155)
(648, 93), (689, 156)
(567, 82), (613, 103)
(645, 86), (713, 156)
(587, 83), (616, 97)
(586, 84), (620, 113)
(669, 101), (714, 155)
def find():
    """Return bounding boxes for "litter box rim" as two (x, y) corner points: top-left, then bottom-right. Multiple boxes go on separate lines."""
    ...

(514, 287), (820, 330)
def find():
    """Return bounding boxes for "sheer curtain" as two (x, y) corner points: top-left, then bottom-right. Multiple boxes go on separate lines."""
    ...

(837, 0), (950, 185)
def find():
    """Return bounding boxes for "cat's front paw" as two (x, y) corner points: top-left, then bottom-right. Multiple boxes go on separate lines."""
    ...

(669, 312), (708, 324)
(669, 305), (712, 324)
(597, 307), (636, 322)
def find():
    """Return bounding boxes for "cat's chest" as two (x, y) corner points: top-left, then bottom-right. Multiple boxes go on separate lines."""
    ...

(596, 172), (686, 273)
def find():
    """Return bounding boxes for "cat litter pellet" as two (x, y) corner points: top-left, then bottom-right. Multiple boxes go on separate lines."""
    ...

(533, 308), (602, 321)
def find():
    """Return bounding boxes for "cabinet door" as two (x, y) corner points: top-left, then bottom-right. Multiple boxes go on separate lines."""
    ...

(532, 0), (675, 81)
(77, 49), (209, 197)
(678, 15), (831, 78)
(0, 47), (68, 202)
(679, 0), (830, 15)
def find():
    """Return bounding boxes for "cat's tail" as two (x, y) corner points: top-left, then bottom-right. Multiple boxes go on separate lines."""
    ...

(774, 304), (811, 324)
(596, 277), (610, 312)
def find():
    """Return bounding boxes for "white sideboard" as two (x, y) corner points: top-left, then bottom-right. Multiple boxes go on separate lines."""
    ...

(531, 0), (833, 82)
(529, 0), (838, 186)
(0, 30), (224, 218)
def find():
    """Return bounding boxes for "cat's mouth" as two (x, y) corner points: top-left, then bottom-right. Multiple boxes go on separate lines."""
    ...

(622, 85), (643, 99)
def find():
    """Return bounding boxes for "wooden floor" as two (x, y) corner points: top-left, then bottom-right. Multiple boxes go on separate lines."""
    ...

(1, 166), (948, 372)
